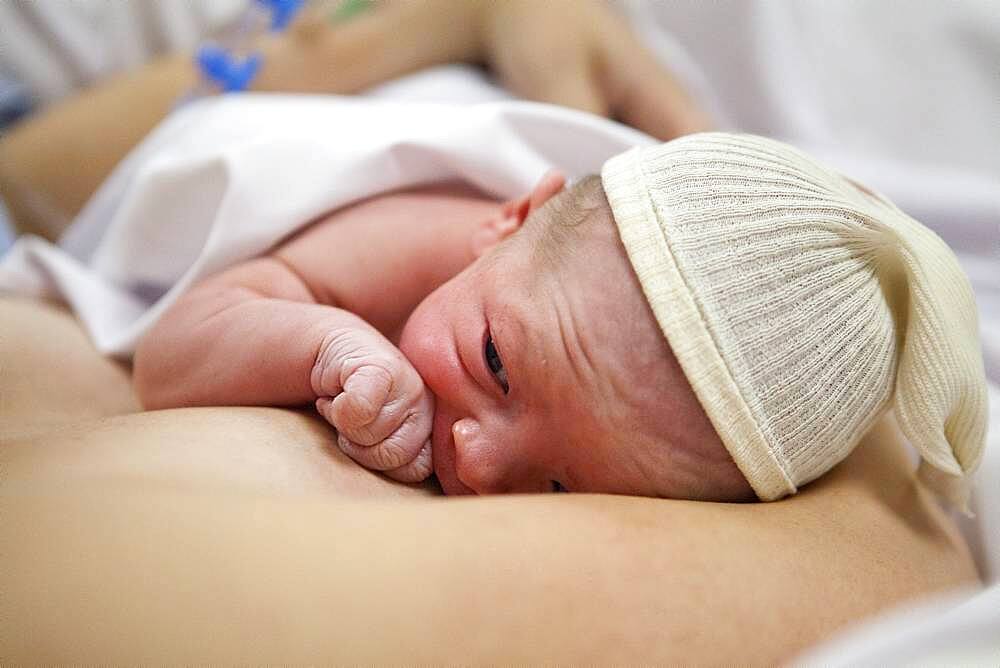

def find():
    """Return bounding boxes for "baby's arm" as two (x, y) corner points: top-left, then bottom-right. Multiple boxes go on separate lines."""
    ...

(135, 256), (358, 408)
(134, 185), (506, 480)
(134, 185), (500, 407)
(134, 256), (434, 480)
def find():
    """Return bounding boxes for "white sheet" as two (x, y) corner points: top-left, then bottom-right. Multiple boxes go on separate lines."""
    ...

(794, 584), (1000, 666)
(0, 90), (648, 355)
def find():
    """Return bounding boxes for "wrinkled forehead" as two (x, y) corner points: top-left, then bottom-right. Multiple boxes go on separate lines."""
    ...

(527, 175), (610, 247)
(491, 175), (621, 291)
(501, 177), (676, 398)
(476, 175), (612, 281)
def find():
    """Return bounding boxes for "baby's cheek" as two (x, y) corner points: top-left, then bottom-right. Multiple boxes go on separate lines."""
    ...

(399, 284), (481, 405)
(398, 303), (446, 384)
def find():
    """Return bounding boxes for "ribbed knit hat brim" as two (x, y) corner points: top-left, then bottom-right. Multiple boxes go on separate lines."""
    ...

(601, 133), (987, 508)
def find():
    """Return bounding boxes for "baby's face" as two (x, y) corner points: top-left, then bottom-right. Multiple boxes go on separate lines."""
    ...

(399, 177), (751, 499)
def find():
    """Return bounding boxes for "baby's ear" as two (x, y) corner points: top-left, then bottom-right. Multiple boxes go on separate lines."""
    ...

(524, 169), (566, 217)
(471, 170), (566, 258)
(502, 169), (567, 226)
(470, 212), (521, 258)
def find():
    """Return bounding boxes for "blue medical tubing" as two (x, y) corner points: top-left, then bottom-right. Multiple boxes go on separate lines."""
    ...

(193, 0), (305, 94)
(266, 0), (306, 30)
(195, 46), (263, 93)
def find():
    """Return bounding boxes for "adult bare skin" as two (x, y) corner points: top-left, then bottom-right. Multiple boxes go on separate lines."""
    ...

(0, 0), (708, 240)
(0, 297), (980, 664)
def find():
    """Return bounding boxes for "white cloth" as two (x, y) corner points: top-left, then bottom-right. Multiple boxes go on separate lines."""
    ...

(0, 0), (244, 254)
(794, 583), (1000, 667)
(0, 89), (648, 355)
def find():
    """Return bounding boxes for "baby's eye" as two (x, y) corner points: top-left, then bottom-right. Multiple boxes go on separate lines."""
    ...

(484, 334), (509, 394)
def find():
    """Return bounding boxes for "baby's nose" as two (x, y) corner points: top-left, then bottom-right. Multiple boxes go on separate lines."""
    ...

(452, 419), (494, 492)
(452, 418), (544, 494)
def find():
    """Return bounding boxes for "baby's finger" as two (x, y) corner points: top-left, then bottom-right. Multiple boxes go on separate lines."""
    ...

(337, 362), (432, 446)
(316, 395), (333, 418)
(336, 409), (431, 471)
(383, 439), (434, 483)
(328, 365), (393, 442)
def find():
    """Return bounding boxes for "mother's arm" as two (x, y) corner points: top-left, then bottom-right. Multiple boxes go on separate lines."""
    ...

(0, 0), (706, 240)
(0, 298), (979, 663)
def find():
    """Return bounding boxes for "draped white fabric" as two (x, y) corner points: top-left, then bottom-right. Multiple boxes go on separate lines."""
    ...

(0, 86), (648, 354)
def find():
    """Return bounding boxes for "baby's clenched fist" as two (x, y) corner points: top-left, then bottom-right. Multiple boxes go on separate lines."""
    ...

(311, 325), (433, 483)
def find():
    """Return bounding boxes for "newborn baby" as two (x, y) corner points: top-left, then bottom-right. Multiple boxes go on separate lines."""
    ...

(134, 133), (986, 505)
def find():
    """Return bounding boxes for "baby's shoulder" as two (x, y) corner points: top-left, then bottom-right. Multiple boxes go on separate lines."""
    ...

(269, 182), (501, 308)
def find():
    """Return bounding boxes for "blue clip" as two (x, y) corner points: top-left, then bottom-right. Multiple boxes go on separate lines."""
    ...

(187, 0), (303, 98)
(257, 0), (305, 31)
(196, 45), (263, 92)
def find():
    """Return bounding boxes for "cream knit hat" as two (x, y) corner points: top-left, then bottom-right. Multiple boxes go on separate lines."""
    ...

(601, 133), (987, 509)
